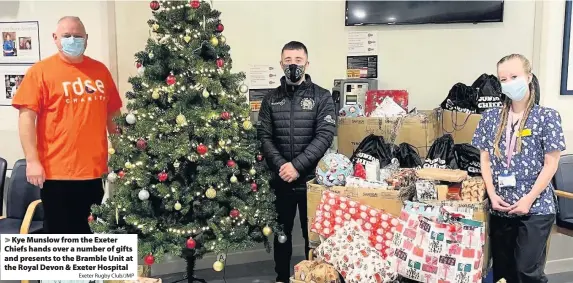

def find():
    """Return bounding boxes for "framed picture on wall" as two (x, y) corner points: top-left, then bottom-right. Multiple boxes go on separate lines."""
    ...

(0, 21), (41, 65)
(561, 1), (573, 95)
(0, 65), (30, 105)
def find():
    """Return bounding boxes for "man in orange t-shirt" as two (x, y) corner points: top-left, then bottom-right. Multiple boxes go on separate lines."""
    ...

(12, 16), (122, 234)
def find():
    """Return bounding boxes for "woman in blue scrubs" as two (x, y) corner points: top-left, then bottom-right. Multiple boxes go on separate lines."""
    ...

(472, 54), (566, 283)
(3, 33), (16, 56)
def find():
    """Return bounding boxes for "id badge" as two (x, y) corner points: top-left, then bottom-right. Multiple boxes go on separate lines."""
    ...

(498, 173), (516, 188)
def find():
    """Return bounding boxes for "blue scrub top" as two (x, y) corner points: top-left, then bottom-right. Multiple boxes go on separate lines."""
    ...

(472, 105), (566, 217)
(3, 40), (15, 56)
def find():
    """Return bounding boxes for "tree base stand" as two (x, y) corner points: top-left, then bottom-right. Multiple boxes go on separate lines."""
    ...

(172, 255), (207, 283)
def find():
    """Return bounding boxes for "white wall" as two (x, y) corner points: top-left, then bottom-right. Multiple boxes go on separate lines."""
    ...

(114, 1), (536, 111)
(536, 1), (573, 152)
(0, 1), (115, 170)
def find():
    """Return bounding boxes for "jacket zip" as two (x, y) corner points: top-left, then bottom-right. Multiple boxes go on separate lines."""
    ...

(289, 94), (295, 164)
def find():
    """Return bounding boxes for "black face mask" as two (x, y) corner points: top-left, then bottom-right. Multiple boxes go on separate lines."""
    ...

(283, 64), (305, 83)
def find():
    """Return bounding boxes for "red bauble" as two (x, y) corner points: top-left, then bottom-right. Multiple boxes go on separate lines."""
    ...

(256, 154), (264, 162)
(136, 62), (142, 69)
(149, 0), (160, 11)
(190, 0), (200, 8)
(197, 144), (208, 155)
(158, 171), (168, 182)
(136, 138), (147, 150)
(226, 160), (236, 168)
(216, 23), (224, 32)
(230, 209), (240, 218)
(216, 58), (224, 68)
(118, 170), (125, 178)
(166, 74), (176, 85)
(250, 182), (258, 192)
(186, 238), (196, 249)
(88, 215), (94, 222)
(144, 254), (155, 265)
(220, 111), (230, 120)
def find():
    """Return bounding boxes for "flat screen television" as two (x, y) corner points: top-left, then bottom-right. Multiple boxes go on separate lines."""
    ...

(345, 1), (504, 26)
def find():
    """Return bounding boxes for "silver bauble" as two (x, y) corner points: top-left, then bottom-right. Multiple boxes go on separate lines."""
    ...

(278, 234), (287, 244)
(138, 189), (150, 201)
(126, 113), (136, 124)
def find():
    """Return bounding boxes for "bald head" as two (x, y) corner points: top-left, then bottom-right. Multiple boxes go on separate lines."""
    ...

(56, 16), (86, 36)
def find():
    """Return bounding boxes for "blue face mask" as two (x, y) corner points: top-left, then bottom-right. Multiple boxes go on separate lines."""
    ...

(501, 77), (528, 102)
(60, 36), (86, 57)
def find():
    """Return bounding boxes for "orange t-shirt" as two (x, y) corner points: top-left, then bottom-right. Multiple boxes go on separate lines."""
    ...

(12, 54), (123, 180)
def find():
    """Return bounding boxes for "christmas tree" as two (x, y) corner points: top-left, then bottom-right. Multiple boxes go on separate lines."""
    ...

(90, 0), (280, 279)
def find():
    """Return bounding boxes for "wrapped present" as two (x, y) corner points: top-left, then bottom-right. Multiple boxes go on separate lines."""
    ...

(294, 260), (321, 281)
(385, 169), (417, 189)
(345, 176), (388, 190)
(311, 191), (399, 259)
(415, 180), (437, 201)
(387, 206), (485, 283)
(461, 177), (486, 202)
(316, 153), (354, 186)
(315, 221), (392, 283)
(365, 90), (409, 116)
(308, 262), (341, 283)
(339, 104), (365, 118)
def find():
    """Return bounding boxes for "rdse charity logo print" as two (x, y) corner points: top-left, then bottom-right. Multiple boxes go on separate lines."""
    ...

(62, 77), (107, 104)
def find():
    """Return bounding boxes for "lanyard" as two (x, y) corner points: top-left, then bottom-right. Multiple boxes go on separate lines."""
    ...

(505, 117), (520, 168)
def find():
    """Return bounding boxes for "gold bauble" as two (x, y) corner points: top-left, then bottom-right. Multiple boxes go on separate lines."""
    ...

(205, 187), (217, 199)
(262, 226), (273, 236)
(213, 260), (224, 272)
(183, 35), (191, 43)
(230, 175), (238, 183)
(202, 88), (210, 98)
(243, 120), (253, 130)
(125, 162), (133, 169)
(219, 35), (226, 44)
(249, 168), (256, 175)
(152, 89), (160, 99)
(210, 36), (219, 47)
(108, 148), (115, 155)
(176, 114), (186, 125)
(152, 23), (159, 31)
(238, 84), (248, 94)
(174, 202), (182, 211)
(218, 140), (226, 147)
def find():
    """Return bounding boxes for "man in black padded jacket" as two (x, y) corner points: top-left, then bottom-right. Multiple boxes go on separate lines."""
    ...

(256, 41), (336, 283)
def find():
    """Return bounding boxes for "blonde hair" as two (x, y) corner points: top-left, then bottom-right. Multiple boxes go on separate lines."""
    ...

(493, 54), (536, 158)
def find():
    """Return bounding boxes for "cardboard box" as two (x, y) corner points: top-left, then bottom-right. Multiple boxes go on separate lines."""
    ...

(306, 180), (403, 248)
(440, 109), (483, 144)
(337, 110), (440, 159)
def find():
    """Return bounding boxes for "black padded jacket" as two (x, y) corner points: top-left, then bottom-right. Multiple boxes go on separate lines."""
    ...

(257, 75), (336, 190)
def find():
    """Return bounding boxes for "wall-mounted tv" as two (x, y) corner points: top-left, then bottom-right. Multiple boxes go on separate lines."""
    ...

(345, 1), (504, 26)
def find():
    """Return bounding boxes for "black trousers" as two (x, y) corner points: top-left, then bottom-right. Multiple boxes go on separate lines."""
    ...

(41, 179), (105, 234)
(490, 214), (555, 283)
(273, 188), (309, 282)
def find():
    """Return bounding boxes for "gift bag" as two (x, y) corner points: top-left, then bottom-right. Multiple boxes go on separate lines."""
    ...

(440, 83), (479, 114)
(395, 143), (423, 169)
(452, 143), (481, 176)
(387, 207), (485, 283)
(472, 74), (503, 114)
(423, 134), (455, 169)
(351, 134), (394, 168)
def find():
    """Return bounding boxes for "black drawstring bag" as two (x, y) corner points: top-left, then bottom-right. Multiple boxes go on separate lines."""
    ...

(395, 142), (423, 168)
(351, 134), (394, 168)
(472, 74), (504, 114)
(424, 134), (455, 169)
(440, 83), (479, 114)
(452, 143), (481, 176)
